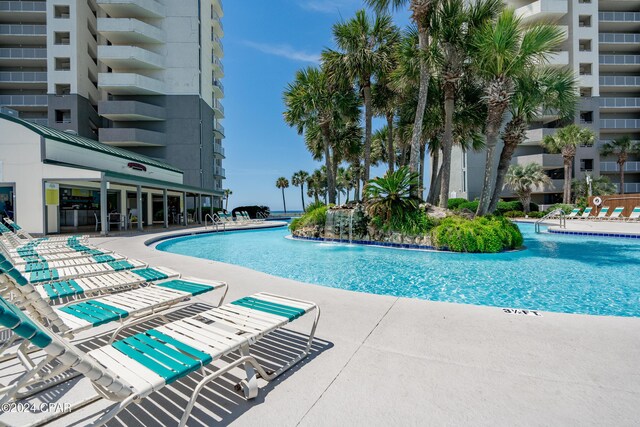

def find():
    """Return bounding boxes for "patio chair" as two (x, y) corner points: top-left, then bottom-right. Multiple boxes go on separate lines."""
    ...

(626, 207), (640, 221)
(578, 207), (593, 219)
(0, 291), (318, 426)
(605, 207), (624, 221)
(108, 213), (123, 232)
(566, 208), (581, 219)
(595, 207), (610, 220)
(127, 209), (139, 230)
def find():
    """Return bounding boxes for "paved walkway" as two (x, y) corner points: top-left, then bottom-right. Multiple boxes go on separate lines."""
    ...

(545, 218), (640, 236)
(2, 223), (639, 426)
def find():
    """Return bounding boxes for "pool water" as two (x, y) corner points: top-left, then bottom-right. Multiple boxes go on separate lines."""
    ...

(157, 223), (640, 317)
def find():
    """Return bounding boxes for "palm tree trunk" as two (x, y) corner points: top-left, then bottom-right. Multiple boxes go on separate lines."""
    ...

(563, 157), (572, 204)
(363, 82), (373, 183)
(427, 149), (439, 204)
(386, 112), (395, 173)
(281, 188), (287, 213)
(432, 162), (443, 204)
(438, 83), (455, 208)
(522, 191), (532, 214)
(314, 192), (319, 204)
(476, 127), (499, 216)
(619, 160), (625, 194)
(300, 185), (306, 211)
(489, 136), (521, 213)
(419, 142), (426, 199)
(320, 123), (336, 204)
(409, 29), (430, 194)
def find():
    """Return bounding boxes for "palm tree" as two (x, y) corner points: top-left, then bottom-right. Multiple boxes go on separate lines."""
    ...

(471, 9), (565, 215)
(323, 10), (399, 186)
(488, 67), (577, 213)
(367, 0), (435, 191)
(572, 175), (616, 203)
(432, 0), (502, 209)
(542, 124), (595, 203)
(276, 177), (289, 213)
(291, 170), (309, 210)
(223, 189), (232, 211)
(600, 136), (639, 194)
(364, 166), (420, 224)
(372, 74), (400, 174)
(504, 163), (551, 213)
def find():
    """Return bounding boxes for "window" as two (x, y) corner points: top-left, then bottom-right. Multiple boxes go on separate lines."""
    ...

(579, 63), (592, 75)
(54, 5), (70, 18)
(580, 111), (593, 124)
(55, 84), (70, 95)
(55, 109), (71, 124)
(580, 88), (592, 97)
(579, 15), (591, 27)
(580, 159), (594, 172)
(579, 39), (591, 52)
(55, 57), (70, 70)
(578, 0), (591, 3)
(54, 32), (70, 45)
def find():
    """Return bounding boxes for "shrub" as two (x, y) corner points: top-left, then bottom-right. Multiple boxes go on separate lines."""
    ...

(526, 211), (546, 218)
(458, 201), (479, 212)
(376, 209), (439, 235)
(305, 201), (325, 213)
(431, 216), (523, 253)
(289, 205), (329, 232)
(546, 203), (574, 214)
(503, 210), (525, 218)
(447, 198), (468, 210)
(232, 205), (270, 219)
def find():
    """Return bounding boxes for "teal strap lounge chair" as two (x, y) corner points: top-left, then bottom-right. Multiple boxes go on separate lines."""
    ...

(605, 207), (624, 220)
(3, 218), (88, 243)
(0, 291), (318, 426)
(627, 207), (640, 221)
(595, 207), (610, 220)
(566, 208), (581, 218)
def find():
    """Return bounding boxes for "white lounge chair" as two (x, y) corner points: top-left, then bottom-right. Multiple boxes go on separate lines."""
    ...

(0, 291), (318, 426)
(3, 218), (88, 243)
(566, 208), (581, 218)
(606, 207), (624, 221)
(627, 207), (640, 221)
(595, 207), (610, 220)
(578, 207), (593, 219)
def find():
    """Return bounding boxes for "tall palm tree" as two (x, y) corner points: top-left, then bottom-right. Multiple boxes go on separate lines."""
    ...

(223, 189), (232, 211)
(275, 177), (289, 213)
(542, 124), (595, 203)
(323, 10), (398, 185)
(367, 0), (435, 191)
(432, 0), (502, 209)
(471, 9), (565, 215)
(488, 67), (577, 212)
(504, 163), (552, 213)
(600, 136), (639, 194)
(372, 74), (400, 174)
(284, 67), (358, 204)
(291, 170), (310, 210)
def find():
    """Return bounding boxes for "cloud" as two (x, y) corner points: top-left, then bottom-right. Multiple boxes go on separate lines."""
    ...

(299, 0), (360, 13)
(243, 41), (320, 63)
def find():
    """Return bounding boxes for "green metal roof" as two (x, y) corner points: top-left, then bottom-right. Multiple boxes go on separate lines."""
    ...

(0, 113), (183, 173)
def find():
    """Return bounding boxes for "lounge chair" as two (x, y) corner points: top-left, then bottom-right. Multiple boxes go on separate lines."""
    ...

(578, 207), (593, 219)
(605, 207), (624, 221)
(595, 207), (610, 220)
(3, 218), (88, 243)
(0, 291), (318, 426)
(566, 208), (581, 219)
(627, 207), (640, 221)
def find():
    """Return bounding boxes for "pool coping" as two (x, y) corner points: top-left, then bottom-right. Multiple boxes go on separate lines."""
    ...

(143, 222), (287, 247)
(548, 228), (640, 239)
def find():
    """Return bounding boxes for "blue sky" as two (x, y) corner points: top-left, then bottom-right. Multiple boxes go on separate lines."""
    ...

(221, 0), (411, 211)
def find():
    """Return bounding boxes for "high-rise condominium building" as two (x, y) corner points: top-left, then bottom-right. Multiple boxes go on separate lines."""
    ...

(447, 0), (639, 206)
(0, 0), (225, 202)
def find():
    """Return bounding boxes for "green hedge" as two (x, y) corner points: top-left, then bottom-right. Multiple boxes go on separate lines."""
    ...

(456, 200), (539, 214)
(503, 210), (525, 218)
(431, 216), (523, 253)
(447, 198), (468, 210)
(290, 205), (329, 232)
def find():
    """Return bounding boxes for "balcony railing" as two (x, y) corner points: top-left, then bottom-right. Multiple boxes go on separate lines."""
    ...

(599, 97), (640, 108)
(0, 94), (47, 106)
(599, 33), (640, 44)
(213, 165), (225, 177)
(213, 79), (224, 92)
(599, 12), (640, 22)
(0, 71), (47, 82)
(0, 1), (46, 12)
(599, 55), (640, 65)
(24, 117), (48, 125)
(600, 76), (640, 87)
(212, 56), (224, 73)
(601, 161), (640, 172)
(214, 122), (224, 136)
(0, 47), (46, 59)
(0, 24), (46, 35)
(600, 119), (640, 129)
(214, 99), (224, 115)
(615, 183), (640, 193)
(213, 143), (225, 157)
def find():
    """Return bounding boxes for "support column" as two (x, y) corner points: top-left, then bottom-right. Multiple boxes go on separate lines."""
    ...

(137, 185), (143, 232)
(100, 179), (108, 236)
(119, 188), (127, 230)
(183, 192), (188, 226)
(198, 194), (203, 224)
(163, 189), (168, 228)
(146, 192), (153, 226)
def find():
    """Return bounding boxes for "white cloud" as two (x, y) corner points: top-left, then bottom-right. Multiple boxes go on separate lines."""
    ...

(299, 0), (360, 13)
(243, 41), (320, 63)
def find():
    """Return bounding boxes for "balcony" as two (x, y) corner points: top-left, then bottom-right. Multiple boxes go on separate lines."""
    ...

(0, 71), (46, 87)
(213, 100), (224, 118)
(213, 165), (225, 178)
(214, 122), (225, 138)
(98, 45), (164, 70)
(213, 79), (224, 97)
(599, 76), (640, 92)
(99, 127), (166, 147)
(515, 153), (563, 169)
(599, 97), (640, 112)
(599, 33), (640, 52)
(545, 51), (569, 67)
(212, 0), (223, 18)
(600, 119), (640, 131)
(98, 18), (165, 44)
(98, 73), (165, 95)
(0, 23), (46, 45)
(96, 0), (164, 19)
(99, 100), (165, 121)
(0, 94), (47, 107)
(615, 183), (640, 193)
(212, 16), (223, 37)
(0, 1), (46, 23)
(212, 35), (223, 57)
(0, 47), (46, 66)
(515, 0), (567, 23)
(213, 142), (225, 158)
(599, 55), (640, 72)
(212, 56), (224, 76)
(24, 117), (48, 125)
(601, 161), (640, 173)
(522, 127), (558, 145)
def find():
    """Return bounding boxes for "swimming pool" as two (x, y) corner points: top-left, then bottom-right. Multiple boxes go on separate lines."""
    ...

(156, 223), (640, 317)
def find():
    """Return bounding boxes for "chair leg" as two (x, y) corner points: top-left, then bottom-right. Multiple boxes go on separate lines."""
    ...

(239, 343), (258, 399)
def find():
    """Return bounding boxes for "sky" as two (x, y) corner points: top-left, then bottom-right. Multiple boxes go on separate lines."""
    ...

(221, 0), (411, 212)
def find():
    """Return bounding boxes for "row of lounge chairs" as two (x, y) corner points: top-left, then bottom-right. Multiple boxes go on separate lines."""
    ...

(565, 206), (640, 221)
(0, 219), (319, 426)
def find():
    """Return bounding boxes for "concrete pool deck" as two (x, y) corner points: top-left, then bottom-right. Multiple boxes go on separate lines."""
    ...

(2, 222), (639, 426)
(545, 218), (640, 237)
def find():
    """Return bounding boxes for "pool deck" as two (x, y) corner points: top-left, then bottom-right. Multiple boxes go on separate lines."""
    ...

(3, 222), (640, 426)
(544, 218), (640, 237)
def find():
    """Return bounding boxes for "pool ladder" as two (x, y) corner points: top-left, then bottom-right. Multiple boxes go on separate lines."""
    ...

(205, 213), (226, 233)
(535, 208), (566, 233)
